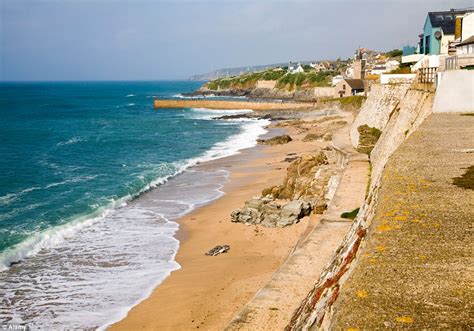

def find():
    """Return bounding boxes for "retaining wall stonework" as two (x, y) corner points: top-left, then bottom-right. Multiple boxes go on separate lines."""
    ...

(286, 87), (434, 330)
(350, 84), (411, 148)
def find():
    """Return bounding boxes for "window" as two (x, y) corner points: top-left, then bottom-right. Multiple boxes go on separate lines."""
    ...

(436, 15), (444, 20)
(445, 15), (453, 20)
(425, 35), (430, 54)
(343, 84), (346, 90)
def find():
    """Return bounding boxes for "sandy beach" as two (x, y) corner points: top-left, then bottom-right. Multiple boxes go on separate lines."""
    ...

(112, 112), (345, 330)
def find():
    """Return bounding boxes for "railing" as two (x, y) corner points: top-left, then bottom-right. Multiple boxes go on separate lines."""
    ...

(445, 54), (474, 70)
(418, 67), (438, 84)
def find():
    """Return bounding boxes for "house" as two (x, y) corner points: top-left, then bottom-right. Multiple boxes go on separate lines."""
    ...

(445, 12), (474, 70)
(370, 65), (388, 75)
(313, 62), (328, 72)
(334, 79), (365, 98)
(331, 75), (344, 86)
(402, 9), (473, 65)
(419, 9), (473, 55)
(457, 36), (474, 55)
(288, 62), (304, 74)
(450, 36), (474, 69)
(385, 59), (400, 71)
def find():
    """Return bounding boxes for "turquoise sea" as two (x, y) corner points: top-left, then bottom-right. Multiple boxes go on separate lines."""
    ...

(0, 81), (268, 328)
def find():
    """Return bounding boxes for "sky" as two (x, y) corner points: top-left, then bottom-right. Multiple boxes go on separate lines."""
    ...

(1, 0), (473, 81)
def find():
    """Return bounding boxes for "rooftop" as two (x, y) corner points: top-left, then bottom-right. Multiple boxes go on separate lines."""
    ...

(344, 79), (365, 89)
(427, 9), (472, 34)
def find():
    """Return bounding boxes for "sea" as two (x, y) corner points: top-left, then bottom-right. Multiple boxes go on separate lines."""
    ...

(0, 81), (269, 329)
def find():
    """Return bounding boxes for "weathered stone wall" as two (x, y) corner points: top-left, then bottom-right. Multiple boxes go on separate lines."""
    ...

(350, 83), (411, 148)
(285, 86), (434, 330)
(313, 87), (334, 98)
(380, 74), (416, 85)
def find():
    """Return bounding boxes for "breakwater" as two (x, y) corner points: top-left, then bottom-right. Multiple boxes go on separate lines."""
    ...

(154, 99), (313, 110)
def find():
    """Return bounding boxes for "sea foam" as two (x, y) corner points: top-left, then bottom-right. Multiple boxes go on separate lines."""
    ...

(0, 109), (269, 329)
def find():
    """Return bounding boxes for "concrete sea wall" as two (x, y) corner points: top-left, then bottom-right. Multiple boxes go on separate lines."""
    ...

(286, 85), (435, 330)
(154, 99), (313, 110)
(433, 70), (474, 113)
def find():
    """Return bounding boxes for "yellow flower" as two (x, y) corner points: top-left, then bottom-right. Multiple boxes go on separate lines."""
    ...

(356, 290), (368, 298)
(395, 316), (414, 324)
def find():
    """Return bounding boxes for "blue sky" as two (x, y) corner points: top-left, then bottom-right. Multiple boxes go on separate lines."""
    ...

(1, 0), (473, 81)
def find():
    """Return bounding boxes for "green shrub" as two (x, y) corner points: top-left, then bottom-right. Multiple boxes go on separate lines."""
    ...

(386, 49), (403, 57)
(341, 208), (360, 220)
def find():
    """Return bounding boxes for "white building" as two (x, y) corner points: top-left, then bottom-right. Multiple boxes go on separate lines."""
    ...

(385, 59), (400, 71)
(288, 62), (304, 74)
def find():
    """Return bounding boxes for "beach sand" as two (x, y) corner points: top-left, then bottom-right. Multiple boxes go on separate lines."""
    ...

(111, 121), (334, 331)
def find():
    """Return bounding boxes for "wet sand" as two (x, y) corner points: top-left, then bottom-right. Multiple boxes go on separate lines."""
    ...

(111, 124), (327, 330)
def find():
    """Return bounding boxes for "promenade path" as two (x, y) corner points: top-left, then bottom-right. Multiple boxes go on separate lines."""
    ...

(331, 113), (474, 329)
(226, 113), (369, 330)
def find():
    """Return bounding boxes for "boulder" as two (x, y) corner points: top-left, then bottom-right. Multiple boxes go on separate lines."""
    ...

(303, 133), (323, 142)
(277, 200), (312, 227)
(230, 207), (262, 224)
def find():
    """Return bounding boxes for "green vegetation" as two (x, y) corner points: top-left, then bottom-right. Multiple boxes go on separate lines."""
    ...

(389, 67), (412, 74)
(389, 63), (412, 74)
(341, 207), (360, 220)
(357, 124), (382, 155)
(452, 165), (474, 190)
(205, 67), (335, 91)
(321, 96), (367, 109)
(206, 70), (286, 90)
(385, 49), (403, 58)
(276, 71), (332, 90)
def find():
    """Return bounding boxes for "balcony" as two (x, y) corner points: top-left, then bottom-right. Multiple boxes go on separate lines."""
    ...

(445, 54), (474, 70)
(401, 54), (424, 64)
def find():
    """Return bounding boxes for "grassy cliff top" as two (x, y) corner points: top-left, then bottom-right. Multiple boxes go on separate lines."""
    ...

(205, 67), (339, 91)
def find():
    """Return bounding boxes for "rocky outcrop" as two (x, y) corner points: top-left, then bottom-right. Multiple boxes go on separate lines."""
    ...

(230, 198), (311, 227)
(257, 135), (293, 145)
(302, 132), (332, 142)
(231, 150), (337, 228)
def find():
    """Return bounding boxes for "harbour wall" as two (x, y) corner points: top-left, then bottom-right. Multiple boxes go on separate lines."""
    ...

(154, 99), (313, 110)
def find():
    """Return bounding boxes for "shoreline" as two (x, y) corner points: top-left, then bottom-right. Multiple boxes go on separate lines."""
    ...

(111, 112), (346, 330)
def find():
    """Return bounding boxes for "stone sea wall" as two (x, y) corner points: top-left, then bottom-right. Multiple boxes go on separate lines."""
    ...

(350, 83), (411, 148)
(285, 85), (435, 330)
(154, 99), (312, 110)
